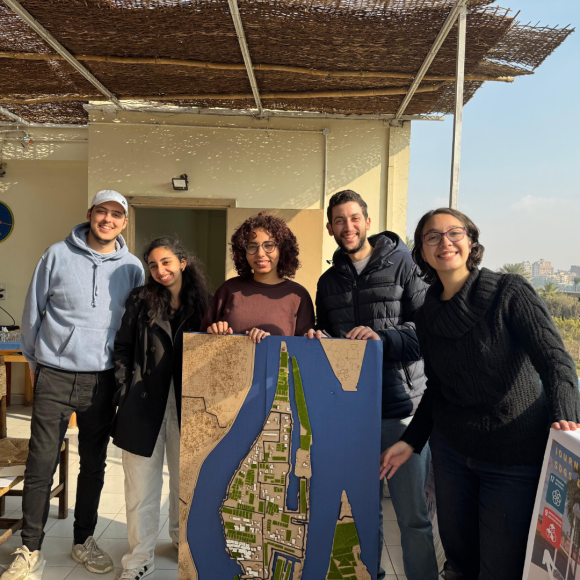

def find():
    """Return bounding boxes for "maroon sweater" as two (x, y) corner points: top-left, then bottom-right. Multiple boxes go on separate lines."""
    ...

(201, 277), (315, 337)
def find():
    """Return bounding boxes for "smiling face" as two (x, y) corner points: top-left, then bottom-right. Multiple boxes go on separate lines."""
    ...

(327, 201), (371, 254)
(246, 228), (280, 276)
(147, 247), (186, 289)
(421, 213), (472, 278)
(87, 201), (127, 245)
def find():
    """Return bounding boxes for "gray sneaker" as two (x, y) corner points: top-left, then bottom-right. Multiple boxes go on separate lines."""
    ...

(117, 565), (154, 580)
(71, 537), (113, 574)
(0, 547), (45, 580)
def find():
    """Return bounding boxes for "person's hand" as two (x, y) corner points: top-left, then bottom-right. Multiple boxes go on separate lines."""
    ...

(30, 370), (35, 387)
(305, 329), (327, 339)
(346, 326), (380, 341)
(246, 328), (270, 343)
(551, 420), (580, 431)
(207, 322), (233, 335)
(380, 441), (414, 479)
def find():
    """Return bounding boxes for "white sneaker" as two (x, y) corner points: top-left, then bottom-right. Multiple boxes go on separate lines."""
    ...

(71, 537), (113, 574)
(0, 547), (45, 580)
(117, 565), (155, 580)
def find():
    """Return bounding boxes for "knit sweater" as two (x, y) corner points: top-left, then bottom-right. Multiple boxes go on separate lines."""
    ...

(401, 267), (580, 465)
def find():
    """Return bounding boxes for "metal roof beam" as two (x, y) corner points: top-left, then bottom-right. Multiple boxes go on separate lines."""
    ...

(1, 0), (123, 109)
(0, 105), (29, 125)
(227, 0), (263, 115)
(394, 0), (467, 120)
(449, 3), (467, 209)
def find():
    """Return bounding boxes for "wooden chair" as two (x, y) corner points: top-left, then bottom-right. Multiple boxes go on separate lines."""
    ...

(0, 356), (69, 545)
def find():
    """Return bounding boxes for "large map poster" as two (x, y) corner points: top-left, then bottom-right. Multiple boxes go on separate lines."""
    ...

(523, 430), (580, 580)
(178, 334), (382, 580)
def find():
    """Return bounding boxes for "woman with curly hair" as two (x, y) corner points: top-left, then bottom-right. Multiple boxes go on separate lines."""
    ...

(201, 211), (314, 341)
(112, 237), (210, 580)
(380, 208), (580, 580)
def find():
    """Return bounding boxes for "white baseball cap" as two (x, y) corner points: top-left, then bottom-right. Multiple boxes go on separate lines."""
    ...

(90, 190), (128, 215)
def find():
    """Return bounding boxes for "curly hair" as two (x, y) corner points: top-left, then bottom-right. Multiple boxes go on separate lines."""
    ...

(412, 208), (485, 285)
(230, 212), (300, 279)
(140, 237), (211, 326)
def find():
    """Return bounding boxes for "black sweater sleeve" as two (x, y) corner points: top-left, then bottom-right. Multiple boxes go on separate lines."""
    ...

(504, 276), (580, 424)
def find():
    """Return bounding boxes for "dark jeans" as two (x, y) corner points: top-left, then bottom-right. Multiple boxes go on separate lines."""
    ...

(22, 364), (116, 551)
(430, 430), (541, 580)
(378, 417), (438, 580)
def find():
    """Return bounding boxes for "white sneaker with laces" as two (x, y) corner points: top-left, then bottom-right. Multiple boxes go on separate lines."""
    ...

(117, 564), (155, 580)
(0, 547), (45, 580)
(71, 537), (114, 574)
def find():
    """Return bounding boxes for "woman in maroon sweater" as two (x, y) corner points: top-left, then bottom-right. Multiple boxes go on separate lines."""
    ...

(201, 212), (314, 341)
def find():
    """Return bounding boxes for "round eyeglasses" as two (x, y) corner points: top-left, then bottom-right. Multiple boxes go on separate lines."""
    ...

(422, 227), (466, 246)
(246, 241), (277, 255)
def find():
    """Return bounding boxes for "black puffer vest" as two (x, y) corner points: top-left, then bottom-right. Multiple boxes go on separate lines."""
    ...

(315, 231), (428, 418)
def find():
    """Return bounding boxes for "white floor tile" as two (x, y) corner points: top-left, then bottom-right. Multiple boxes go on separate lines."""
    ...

(46, 513), (113, 539)
(152, 540), (178, 570)
(380, 544), (395, 575)
(386, 545), (405, 575)
(40, 566), (76, 580)
(101, 476), (126, 494)
(150, 570), (178, 580)
(94, 493), (125, 514)
(64, 566), (120, 580)
(105, 463), (125, 476)
(383, 519), (402, 546)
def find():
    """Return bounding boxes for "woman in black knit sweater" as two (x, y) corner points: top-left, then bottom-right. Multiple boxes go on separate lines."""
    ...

(380, 208), (580, 580)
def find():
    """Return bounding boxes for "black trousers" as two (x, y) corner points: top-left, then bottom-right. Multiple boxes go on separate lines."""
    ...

(22, 364), (116, 551)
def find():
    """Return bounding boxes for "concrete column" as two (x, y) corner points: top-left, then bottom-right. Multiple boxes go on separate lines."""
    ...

(385, 121), (411, 238)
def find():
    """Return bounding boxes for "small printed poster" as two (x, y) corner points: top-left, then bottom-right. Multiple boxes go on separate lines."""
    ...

(523, 430), (580, 580)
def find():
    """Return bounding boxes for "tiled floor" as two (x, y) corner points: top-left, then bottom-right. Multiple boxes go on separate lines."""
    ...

(0, 405), (408, 580)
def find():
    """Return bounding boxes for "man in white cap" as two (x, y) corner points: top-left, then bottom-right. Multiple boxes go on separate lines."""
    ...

(4, 191), (144, 580)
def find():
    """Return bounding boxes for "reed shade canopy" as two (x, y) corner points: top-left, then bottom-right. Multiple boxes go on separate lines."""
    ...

(0, 0), (573, 124)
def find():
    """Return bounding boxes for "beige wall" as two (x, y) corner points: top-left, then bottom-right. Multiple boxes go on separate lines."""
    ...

(87, 110), (411, 273)
(0, 131), (88, 401)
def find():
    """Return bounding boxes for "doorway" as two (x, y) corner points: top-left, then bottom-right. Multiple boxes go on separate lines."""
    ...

(134, 207), (227, 292)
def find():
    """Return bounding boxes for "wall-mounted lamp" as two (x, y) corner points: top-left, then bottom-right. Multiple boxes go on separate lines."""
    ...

(172, 174), (188, 191)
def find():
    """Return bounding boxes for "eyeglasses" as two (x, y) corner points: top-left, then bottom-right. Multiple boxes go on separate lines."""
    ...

(246, 241), (277, 255)
(422, 227), (466, 246)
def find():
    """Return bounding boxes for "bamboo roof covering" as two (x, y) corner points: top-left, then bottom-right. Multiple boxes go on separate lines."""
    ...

(0, 0), (573, 124)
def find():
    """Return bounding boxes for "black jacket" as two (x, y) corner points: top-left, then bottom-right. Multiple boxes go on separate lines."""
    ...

(111, 287), (203, 457)
(315, 231), (428, 419)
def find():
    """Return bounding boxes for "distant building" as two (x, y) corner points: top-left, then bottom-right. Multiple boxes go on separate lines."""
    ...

(521, 261), (532, 276)
(555, 271), (573, 285)
(532, 259), (553, 277)
(571, 265), (580, 277)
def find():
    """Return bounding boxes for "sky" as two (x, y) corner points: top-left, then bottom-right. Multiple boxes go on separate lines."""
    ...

(406, 0), (580, 272)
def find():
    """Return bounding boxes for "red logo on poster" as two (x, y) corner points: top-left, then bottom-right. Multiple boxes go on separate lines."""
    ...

(541, 507), (563, 549)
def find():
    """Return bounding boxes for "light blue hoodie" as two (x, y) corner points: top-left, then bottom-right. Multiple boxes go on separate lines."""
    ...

(21, 223), (144, 372)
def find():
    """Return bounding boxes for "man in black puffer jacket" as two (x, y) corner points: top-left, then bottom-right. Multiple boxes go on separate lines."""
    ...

(307, 190), (438, 580)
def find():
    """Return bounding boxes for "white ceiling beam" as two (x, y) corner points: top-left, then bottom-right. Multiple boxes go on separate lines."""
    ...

(0, 105), (29, 124)
(394, 0), (468, 120)
(84, 103), (444, 122)
(1, 0), (123, 109)
(449, 4), (467, 209)
(227, 0), (263, 115)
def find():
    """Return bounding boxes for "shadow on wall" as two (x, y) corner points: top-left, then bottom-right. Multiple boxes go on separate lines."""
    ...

(88, 122), (386, 208)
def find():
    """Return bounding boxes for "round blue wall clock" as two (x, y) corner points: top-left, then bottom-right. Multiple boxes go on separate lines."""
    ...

(0, 202), (14, 243)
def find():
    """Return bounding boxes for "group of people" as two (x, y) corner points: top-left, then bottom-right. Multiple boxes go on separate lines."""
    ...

(6, 186), (580, 580)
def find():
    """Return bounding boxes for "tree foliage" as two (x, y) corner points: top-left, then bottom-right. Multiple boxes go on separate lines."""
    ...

(539, 282), (561, 297)
(500, 263), (531, 280)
